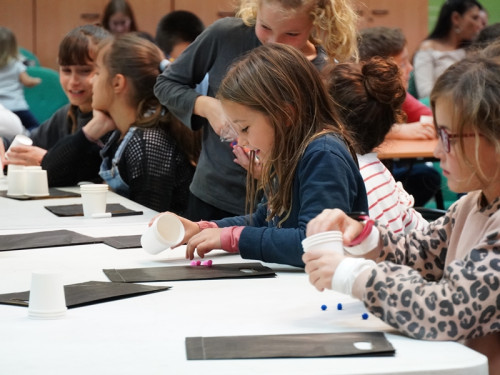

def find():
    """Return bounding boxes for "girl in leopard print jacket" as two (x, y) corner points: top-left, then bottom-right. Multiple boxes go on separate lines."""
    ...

(303, 53), (500, 374)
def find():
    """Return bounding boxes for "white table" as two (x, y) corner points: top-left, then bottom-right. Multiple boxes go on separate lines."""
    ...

(0, 187), (157, 230)
(0, 194), (488, 375)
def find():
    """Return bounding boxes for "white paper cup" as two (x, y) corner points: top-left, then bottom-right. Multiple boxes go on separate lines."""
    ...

(5, 134), (33, 159)
(302, 230), (344, 254)
(141, 213), (185, 254)
(80, 184), (108, 218)
(25, 168), (49, 197)
(7, 168), (26, 196)
(28, 271), (67, 319)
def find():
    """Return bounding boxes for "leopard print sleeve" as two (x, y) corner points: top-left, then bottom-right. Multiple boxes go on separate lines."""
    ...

(362, 197), (500, 341)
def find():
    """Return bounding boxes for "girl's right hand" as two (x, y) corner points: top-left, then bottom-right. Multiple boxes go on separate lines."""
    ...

(306, 208), (364, 245)
(194, 96), (227, 136)
(148, 212), (201, 248)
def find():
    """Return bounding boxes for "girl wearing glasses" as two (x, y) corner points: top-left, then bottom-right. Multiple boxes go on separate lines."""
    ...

(303, 54), (500, 374)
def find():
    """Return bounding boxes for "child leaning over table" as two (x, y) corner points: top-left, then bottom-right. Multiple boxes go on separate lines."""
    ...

(303, 54), (500, 375)
(323, 56), (427, 233)
(153, 43), (368, 268)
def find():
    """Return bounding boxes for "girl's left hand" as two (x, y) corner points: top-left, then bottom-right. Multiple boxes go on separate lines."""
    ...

(185, 228), (222, 259)
(303, 250), (345, 292)
(232, 145), (262, 179)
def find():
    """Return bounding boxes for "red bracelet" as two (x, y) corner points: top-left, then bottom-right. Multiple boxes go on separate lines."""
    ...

(348, 216), (374, 246)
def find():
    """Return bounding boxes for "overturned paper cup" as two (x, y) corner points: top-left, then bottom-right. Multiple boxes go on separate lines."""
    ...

(141, 213), (185, 254)
(28, 271), (67, 319)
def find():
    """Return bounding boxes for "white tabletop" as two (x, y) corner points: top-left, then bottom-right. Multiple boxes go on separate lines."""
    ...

(0, 187), (157, 230)
(0, 194), (488, 375)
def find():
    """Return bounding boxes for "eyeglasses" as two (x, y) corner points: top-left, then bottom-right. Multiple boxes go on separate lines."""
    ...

(437, 127), (477, 153)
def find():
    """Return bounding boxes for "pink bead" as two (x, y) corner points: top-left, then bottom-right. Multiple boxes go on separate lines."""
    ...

(206, 260), (213, 267)
(196, 260), (201, 266)
(190, 261), (197, 266)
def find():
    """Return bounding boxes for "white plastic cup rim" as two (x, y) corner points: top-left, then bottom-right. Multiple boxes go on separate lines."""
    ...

(28, 307), (68, 319)
(80, 184), (108, 191)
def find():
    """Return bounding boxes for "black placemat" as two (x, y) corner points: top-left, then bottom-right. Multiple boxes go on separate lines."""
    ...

(0, 229), (100, 251)
(44, 203), (140, 217)
(0, 187), (80, 200)
(186, 331), (395, 360)
(103, 262), (276, 283)
(100, 235), (142, 249)
(0, 280), (170, 308)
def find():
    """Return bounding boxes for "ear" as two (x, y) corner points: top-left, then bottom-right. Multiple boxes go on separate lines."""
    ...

(451, 11), (461, 26)
(112, 73), (127, 94)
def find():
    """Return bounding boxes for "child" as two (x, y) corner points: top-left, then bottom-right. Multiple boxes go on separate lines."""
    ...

(90, 33), (199, 213)
(0, 27), (41, 131)
(154, 0), (359, 221)
(3, 25), (111, 187)
(323, 57), (427, 233)
(158, 43), (367, 268)
(303, 55), (500, 374)
(155, 10), (205, 61)
(101, 0), (138, 35)
(358, 26), (441, 208)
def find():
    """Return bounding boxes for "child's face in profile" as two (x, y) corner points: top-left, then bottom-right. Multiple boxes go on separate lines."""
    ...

(221, 100), (275, 163)
(90, 50), (113, 113)
(59, 62), (95, 113)
(433, 96), (498, 202)
(392, 47), (412, 90)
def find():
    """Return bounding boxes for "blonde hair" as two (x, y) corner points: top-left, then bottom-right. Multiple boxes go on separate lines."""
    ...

(236, 0), (358, 62)
(0, 27), (19, 68)
(217, 43), (355, 225)
(430, 55), (500, 185)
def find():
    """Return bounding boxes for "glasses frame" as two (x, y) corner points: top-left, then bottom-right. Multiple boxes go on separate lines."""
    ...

(437, 127), (477, 153)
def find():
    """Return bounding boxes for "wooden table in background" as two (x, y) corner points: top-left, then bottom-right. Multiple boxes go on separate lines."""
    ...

(376, 139), (438, 160)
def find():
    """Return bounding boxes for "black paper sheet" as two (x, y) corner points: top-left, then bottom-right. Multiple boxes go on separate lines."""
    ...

(44, 203), (141, 217)
(99, 235), (142, 249)
(0, 230), (141, 251)
(0, 187), (80, 200)
(0, 229), (99, 251)
(103, 262), (276, 283)
(186, 331), (395, 360)
(0, 281), (170, 308)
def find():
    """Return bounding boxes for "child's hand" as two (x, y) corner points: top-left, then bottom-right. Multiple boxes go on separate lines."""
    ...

(148, 212), (200, 248)
(185, 228), (222, 259)
(306, 208), (363, 245)
(303, 250), (345, 292)
(4, 145), (47, 166)
(232, 145), (262, 179)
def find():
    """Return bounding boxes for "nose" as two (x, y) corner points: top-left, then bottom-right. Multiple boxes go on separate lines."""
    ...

(433, 137), (444, 160)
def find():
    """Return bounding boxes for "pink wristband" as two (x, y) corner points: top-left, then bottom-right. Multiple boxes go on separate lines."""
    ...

(348, 218), (374, 246)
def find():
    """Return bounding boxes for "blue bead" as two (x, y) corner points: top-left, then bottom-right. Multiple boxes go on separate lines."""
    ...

(337, 303), (343, 310)
(321, 304), (327, 311)
(362, 313), (369, 320)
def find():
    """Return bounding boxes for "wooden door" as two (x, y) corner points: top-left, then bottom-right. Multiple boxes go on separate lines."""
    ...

(0, 0), (35, 51)
(35, 0), (107, 69)
(354, 0), (428, 57)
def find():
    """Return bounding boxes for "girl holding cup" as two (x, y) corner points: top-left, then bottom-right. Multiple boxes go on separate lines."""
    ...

(154, 43), (368, 268)
(303, 54), (500, 373)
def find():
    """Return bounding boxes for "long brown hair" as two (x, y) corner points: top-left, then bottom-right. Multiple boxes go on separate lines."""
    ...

(217, 43), (355, 225)
(98, 34), (200, 164)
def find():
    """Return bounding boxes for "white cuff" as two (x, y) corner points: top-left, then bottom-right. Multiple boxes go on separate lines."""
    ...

(331, 257), (376, 296)
(344, 226), (380, 255)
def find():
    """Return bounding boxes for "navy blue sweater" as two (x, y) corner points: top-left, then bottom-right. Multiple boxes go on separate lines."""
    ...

(215, 134), (368, 268)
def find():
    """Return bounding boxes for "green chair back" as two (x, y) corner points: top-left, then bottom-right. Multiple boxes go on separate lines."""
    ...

(19, 47), (41, 67)
(23, 66), (69, 124)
